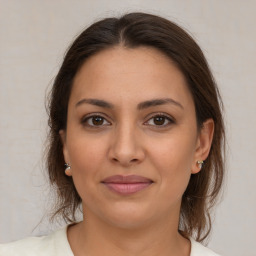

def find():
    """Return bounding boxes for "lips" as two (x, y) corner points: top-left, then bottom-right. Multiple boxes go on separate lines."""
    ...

(101, 175), (153, 195)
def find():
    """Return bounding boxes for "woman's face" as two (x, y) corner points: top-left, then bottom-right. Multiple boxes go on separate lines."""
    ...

(61, 46), (213, 228)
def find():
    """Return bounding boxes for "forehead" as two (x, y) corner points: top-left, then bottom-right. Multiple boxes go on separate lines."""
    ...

(70, 46), (193, 109)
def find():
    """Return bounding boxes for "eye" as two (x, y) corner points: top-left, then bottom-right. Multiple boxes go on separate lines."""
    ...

(145, 114), (174, 127)
(82, 115), (111, 127)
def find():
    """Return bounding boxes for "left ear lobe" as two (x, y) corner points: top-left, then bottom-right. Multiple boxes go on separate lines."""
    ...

(191, 119), (214, 174)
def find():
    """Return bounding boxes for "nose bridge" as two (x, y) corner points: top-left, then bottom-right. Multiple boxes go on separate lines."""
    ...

(109, 118), (144, 165)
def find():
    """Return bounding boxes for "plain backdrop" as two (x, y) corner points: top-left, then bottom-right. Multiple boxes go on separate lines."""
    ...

(0, 1), (256, 256)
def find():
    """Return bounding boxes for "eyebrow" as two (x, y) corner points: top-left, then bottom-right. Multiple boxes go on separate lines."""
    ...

(75, 98), (184, 110)
(137, 98), (184, 110)
(76, 98), (114, 109)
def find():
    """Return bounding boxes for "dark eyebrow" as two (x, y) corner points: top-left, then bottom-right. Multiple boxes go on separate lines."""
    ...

(76, 99), (114, 109)
(137, 98), (184, 110)
(76, 98), (183, 110)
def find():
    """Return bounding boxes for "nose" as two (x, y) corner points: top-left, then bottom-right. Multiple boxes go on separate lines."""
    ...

(108, 123), (145, 167)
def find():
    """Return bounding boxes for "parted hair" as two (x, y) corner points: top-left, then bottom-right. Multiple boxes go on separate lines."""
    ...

(47, 12), (225, 242)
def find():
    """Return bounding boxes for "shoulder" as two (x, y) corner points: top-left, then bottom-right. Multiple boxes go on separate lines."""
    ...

(190, 238), (222, 256)
(0, 226), (73, 256)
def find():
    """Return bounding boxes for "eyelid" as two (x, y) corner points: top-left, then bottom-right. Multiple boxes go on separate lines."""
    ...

(81, 112), (112, 127)
(144, 112), (175, 127)
(81, 112), (175, 128)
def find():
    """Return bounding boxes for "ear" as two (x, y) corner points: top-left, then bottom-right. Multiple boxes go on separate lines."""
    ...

(59, 129), (72, 176)
(191, 119), (214, 174)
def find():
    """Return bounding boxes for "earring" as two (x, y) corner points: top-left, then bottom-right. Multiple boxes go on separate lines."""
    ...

(197, 160), (204, 169)
(64, 163), (71, 176)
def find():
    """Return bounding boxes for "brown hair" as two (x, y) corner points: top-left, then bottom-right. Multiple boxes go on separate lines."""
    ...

(47, 12), (225, 242)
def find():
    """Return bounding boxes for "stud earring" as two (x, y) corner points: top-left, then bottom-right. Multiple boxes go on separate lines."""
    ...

(197, 160), (204, 169)
(64, 163), (71, 176)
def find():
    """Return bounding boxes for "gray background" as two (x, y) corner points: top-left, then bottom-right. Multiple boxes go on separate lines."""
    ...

(0, 1), (256, 256)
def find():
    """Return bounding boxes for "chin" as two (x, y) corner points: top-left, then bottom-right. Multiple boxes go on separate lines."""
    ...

(107, 215), (151, 230)
(99, 203), (156, 230)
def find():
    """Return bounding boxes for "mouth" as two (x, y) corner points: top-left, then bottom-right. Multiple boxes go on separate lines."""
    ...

(101, 175), (154, 195)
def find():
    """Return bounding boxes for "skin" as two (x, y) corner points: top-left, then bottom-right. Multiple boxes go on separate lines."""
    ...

(60, 46), (214, 256)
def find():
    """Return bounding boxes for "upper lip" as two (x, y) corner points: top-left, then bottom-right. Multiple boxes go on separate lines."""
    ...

(102, 175), (153, 184)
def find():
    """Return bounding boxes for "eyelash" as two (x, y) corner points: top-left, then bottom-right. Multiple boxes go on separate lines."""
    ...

(81, 114), (111, 128)
(81, 112), (175, 129)
(145, 114), (174, 127)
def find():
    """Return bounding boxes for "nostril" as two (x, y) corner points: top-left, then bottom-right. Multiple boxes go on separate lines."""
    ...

(111, 157), (139, 165)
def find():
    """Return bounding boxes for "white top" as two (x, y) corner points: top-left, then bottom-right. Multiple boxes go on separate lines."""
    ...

(0, 226), (221, 256)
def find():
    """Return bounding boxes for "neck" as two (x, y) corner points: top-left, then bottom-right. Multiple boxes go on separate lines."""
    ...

(67, 209), (191, 256)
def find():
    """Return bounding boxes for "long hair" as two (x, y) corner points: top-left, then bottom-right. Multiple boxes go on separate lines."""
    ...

(47, 12), (225, 242)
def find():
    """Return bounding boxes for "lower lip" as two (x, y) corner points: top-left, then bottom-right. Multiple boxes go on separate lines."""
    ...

(103, 182), (152, 195)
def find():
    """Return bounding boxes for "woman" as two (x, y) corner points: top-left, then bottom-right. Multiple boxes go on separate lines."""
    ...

(0, 12), (225, 256)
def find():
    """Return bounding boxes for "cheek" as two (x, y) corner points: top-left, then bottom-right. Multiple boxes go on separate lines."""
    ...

(150, 131), (196, 169)
(67, 133), (108, 183)
(66, 134), (110, 207)
(148, 133), (196, 198)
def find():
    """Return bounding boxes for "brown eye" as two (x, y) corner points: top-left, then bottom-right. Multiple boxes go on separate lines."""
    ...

(82, 115), (110, 127)
(146, 114), (174, 127)
(153, 116), (166, 125)
(92, 116), (104, 125)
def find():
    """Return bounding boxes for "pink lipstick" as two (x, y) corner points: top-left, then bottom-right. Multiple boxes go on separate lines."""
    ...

(101, 175), (153, 195)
